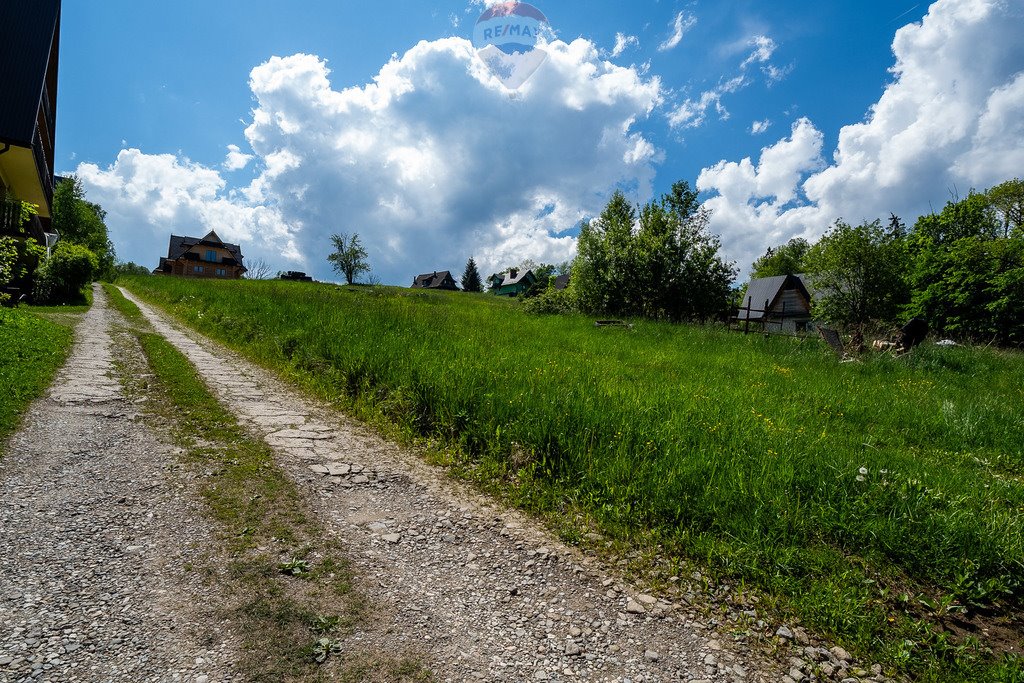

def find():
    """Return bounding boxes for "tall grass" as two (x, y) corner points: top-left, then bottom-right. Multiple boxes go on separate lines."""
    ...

(122, 277), (1024, 681)
(0, 308), (75, 446)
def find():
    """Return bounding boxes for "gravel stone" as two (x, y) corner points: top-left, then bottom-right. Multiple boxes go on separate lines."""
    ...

(0, 286), (239, 683)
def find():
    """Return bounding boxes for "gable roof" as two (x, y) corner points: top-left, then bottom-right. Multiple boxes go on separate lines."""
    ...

(553, 274), (570, 290)
(412, 270), (457, 288)
(0, 0), (61, 147)
(737, 274), (812, 320)
(165, 232), (245, 269)
(491, 269), (536, 288)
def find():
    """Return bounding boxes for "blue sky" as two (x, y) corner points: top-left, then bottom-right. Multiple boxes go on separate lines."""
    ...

(57, 0), (1024, 283)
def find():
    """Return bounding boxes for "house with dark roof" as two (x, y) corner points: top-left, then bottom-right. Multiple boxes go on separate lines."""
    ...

(0, 0), (61, 241)
(552, 274), (570, 291)
(154, 230), (247, 278)
(411, 270), (458, 290)
(736, 274), (815, 333)
(488, 268), (536, 297)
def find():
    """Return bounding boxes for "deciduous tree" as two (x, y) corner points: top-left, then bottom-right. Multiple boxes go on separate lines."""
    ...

(570, 182), (735, 321)
(804, 219), (909, 330)
(750, 238), (810, 279)
(327, 232), (369, 285)
(51, 176), (116, 281)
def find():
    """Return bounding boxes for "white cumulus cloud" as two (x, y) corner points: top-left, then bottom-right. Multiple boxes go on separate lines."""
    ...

(76, 37), (663, 283)
(750, 119), (771, 135)
(223, 144), (253, 171)
(698, 0), (1024, 277)
(76, 149), (300, 269)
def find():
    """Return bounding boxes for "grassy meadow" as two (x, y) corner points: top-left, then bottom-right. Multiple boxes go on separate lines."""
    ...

(120, 276), (1024, 681)
(0, 308), (75, 447)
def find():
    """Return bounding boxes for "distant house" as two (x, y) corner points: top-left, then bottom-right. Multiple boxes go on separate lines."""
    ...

(552, 274), (570, 291)
(0, 0), (62, 242)
(154, 230), (247, 278)
(488, 268), (536, 297)
(736, 274), (814, 333)
(280, 271), (313, 282)
(411, 270), (458, 291)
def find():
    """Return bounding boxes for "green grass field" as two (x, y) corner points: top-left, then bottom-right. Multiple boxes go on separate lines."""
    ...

(121, 276), (1024, 681)
(0, 308), (75, 447)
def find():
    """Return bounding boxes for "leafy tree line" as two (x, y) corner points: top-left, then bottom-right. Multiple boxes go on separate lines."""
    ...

(750, 178), (1024, 346)
(522, 181), (736, 321)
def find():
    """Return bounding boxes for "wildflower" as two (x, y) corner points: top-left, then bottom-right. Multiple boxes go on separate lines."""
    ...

(859, 467), (868, 476)
(856, 475), (866, 482)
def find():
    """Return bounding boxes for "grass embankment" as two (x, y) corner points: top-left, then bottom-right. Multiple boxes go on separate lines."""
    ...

(119, 277), (1024, 682)
(0, 307), (75, 448)
(104, 285), (429, 682)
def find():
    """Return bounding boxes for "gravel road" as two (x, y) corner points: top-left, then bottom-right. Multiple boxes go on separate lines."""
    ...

(2, 283), (886, 682)
(0, 287), (239, 683)
(116, 288), (789, 683)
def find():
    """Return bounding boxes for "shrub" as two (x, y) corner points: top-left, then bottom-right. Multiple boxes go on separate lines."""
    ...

(114, 261), (153, 279)
(34, 242), (98, 304)
(0, 237), (17, 304)
(521, 285), (574, 315)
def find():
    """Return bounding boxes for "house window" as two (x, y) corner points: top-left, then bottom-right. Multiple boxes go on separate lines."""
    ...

(205, 249), (217, 262)
(195, 265), (204, 274)
(216, 268), (226, 276)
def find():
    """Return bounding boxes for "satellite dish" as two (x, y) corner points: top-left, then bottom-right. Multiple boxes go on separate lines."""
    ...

(43, 232), (59, 257)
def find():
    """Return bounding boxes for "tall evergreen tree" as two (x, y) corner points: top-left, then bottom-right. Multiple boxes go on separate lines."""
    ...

(462, 257), (483, 292)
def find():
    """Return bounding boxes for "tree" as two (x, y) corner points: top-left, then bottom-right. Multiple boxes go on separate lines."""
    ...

(33, 242), (99, 304)
(570, 181), (735, 321)
(245, 257), (274, 280)
(986, 178), (1024, 238)
(461, 257), (483, 292)
(804, 219), (910, 330)
(750, 238), (810, 279)
(113, 261), (152, 278)
(907, 187), (1024, 343)
(327, 233), (369, 285)
(51, 176), (116, 281)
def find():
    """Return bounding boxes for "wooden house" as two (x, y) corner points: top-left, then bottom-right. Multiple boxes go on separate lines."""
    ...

(411, 270), (459, 291)
(488, 268), (536, 297)
(154, 230), (247, 278)
(736, 274), (814, 333)
(0, 0), (61, 241)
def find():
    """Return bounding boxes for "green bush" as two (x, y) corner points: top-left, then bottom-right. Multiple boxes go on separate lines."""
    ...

(521, 285), (574, 315)
(0, 237), (17, 304)
(113, 261), (153, 279)
(34, 242), (98, 304)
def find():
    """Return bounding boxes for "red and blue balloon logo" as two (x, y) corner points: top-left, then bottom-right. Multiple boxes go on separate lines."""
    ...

(472, 2), (550, 89)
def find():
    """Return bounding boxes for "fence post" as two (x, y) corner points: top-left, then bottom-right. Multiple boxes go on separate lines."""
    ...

(744, 297), (751, 335)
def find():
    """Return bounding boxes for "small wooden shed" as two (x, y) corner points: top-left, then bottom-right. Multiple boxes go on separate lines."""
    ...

(736, 274), (814, 333)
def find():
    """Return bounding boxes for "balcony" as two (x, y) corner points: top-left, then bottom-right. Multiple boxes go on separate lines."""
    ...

(0, 199), (23, 234)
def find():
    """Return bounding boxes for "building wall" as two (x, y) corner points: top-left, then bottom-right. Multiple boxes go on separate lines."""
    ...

(166, 244), (244, 278)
